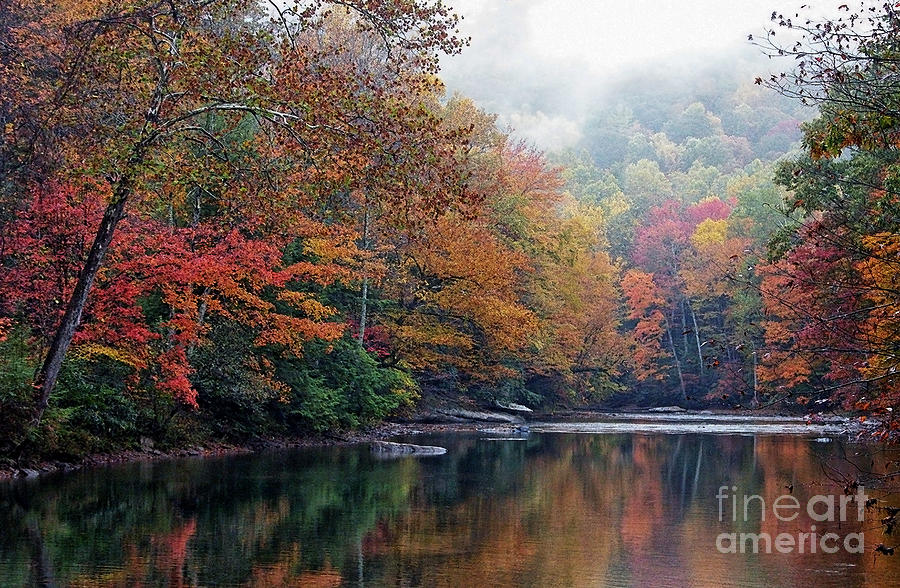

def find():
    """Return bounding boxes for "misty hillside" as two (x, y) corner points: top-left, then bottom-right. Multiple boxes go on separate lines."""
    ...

(576, 58), (810, 170)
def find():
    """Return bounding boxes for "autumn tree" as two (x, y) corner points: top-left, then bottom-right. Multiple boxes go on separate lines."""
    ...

(754, 1), (900, 435)
(377, 117), (539, 392)
(0, 0), (466, 430)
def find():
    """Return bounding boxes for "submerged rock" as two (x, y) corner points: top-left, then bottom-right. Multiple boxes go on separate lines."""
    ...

(370, 441), (447, 457)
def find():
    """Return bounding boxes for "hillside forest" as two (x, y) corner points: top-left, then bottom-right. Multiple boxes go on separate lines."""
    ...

(0, 0), (898, 458)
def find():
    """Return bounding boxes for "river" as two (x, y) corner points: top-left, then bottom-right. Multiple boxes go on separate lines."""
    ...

(2, 415), (899, 587)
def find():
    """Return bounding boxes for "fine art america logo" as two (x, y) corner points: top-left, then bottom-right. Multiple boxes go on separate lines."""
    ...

(715, 485), (867, 554)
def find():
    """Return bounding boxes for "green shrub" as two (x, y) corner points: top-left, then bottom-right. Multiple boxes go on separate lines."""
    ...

(281, 338), (419, 432)
(35, 354), (140, 456)
(0, 324), (36, 449)
(191, 320), (286, 439)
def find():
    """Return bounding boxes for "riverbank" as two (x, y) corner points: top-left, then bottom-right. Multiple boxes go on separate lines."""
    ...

(0, 424), (396, 481)
(1, 408), (870, 481)
(0, 418), (531, 480)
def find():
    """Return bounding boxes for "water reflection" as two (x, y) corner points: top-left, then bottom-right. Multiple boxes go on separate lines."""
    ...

(2, 434), (898, 587)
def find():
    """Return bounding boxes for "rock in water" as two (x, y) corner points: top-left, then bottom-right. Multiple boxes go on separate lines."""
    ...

(370, 441), (447, 457)
(437, 408), (525, 424)
(647, 406), (686, 413)
(495, 401), (533, 413)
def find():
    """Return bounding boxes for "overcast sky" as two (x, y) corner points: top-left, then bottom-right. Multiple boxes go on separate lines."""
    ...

(438, 0), (788, 149)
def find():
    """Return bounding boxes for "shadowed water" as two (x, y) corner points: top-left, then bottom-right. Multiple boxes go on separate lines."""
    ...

(2, 430), (899, 587)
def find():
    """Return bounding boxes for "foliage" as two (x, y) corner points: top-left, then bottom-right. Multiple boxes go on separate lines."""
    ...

(750, 1), (900, 438)
(8, 0), (900, 456)
(0, 0), (485, 455)
(0, 324), (35, 449)
(281, 338), (419, 432)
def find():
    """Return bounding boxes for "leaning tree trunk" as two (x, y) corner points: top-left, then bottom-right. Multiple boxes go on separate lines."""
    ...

(30, 163), (140, 426)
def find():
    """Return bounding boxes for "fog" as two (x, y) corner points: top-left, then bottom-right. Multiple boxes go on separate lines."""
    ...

(439, 0), (793, 150)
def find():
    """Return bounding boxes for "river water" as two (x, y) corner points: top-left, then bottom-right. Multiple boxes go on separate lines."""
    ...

(3, 416), (900, 587)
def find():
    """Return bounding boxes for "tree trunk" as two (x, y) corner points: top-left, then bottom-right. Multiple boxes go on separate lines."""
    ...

(665, 314), (687, 401)
(752, 348), (759, 408)
(688, 300), (704, 377)
(358, 275), (368, 345)
(357, 204), (369, 345)
(31, 166), (139, 426)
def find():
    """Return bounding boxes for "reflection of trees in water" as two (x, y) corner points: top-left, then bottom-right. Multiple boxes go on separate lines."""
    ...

(25, 518), (56, 588)
(371, 434), (900, 587)
(5, 483), (56, 587)
(0, 450), (420, 586)
(1, 435), (898, 586)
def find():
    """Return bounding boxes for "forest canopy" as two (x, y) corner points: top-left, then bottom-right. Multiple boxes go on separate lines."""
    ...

(0, 0), (898, 457)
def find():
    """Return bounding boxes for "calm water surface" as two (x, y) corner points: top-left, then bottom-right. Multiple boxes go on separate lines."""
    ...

(3, 428), (899, 587)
